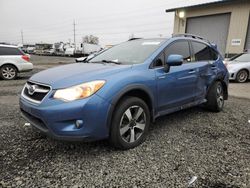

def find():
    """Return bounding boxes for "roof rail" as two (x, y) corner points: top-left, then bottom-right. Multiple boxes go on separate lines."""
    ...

(128, 38), (142, 41)
(172, 33), (211, 44)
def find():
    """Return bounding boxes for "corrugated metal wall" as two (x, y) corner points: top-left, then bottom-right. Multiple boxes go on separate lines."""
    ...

(186, 13), (231, 56)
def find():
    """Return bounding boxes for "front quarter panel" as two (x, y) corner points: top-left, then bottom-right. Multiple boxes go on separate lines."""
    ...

(229, 62), (250, 79)
(96, 64), (156, 107)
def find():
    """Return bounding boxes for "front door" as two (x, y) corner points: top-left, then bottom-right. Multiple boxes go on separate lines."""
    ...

(155, 40), (199, 112)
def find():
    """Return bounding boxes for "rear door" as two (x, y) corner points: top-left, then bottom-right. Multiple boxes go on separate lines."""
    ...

(0, 46), (24, 65)
(190, 41), (219, 100)
(155, 40), (199, 111)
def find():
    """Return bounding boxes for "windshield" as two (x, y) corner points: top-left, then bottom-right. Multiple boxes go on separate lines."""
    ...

(230, 53), (250, 62)
(89, 39), (165, 64)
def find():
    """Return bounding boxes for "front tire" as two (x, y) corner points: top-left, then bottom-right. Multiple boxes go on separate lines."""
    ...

(0, 65), (18, 80)
(236, 70), (248, 83)
(205, 81), (224, 112)
(109, 97), (150, 150)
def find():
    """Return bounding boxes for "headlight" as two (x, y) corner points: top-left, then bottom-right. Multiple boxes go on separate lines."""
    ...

(53, 80), (105, 101)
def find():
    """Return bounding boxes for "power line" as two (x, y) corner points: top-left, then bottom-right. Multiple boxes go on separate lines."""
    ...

(0, 20), (173, 39)
(0, 0), (188, 44)
(1, 0), (185, 31)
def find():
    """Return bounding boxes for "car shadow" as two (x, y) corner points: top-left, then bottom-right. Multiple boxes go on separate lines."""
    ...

(229, 80), (250, 83)
(16, 76), (31, 80)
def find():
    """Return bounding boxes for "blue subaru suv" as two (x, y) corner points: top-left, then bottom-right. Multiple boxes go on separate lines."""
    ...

(20, 34), (229, 149)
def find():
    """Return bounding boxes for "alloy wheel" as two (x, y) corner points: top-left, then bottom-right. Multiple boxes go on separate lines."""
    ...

(2, 66), (16, 79)
(119, 105), (146, 143)
(237, 70), (248, 83)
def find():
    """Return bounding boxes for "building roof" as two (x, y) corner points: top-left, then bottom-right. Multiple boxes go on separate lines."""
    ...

(165, 0), (234, 12)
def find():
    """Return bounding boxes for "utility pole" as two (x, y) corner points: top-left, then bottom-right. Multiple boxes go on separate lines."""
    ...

(73, 20), (76, 51)
(21, 30), (24, 44)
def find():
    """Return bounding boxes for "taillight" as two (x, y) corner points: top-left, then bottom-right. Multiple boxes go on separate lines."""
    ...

(22, 55), (30, 62)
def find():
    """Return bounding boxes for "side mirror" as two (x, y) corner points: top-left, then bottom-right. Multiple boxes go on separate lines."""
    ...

(166, 54), (183, 66)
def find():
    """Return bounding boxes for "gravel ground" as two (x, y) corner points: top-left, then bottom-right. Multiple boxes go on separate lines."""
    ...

(0, 56), (250, 187)
(229, 82), (250, 100)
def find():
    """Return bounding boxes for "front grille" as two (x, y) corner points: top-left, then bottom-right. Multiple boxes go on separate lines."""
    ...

(22, 81), (51, 104)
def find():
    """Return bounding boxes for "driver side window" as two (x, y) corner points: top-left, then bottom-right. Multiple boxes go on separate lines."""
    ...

(165, 41), (191, 63)
(153, 40), (191, 68)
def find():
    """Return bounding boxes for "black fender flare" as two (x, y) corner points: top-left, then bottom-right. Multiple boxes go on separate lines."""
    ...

(106, 84), (155, 130)
(207, 75), (228, 100)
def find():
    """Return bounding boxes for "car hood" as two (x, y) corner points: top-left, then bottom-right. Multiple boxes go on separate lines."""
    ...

(30, 63), (132, 89)
(227, 61), (250, 72)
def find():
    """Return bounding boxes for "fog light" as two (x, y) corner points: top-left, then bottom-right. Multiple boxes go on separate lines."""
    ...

(75, 120), (83, 129)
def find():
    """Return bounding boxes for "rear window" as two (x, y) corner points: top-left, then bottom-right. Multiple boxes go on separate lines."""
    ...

(0, 47), (24, 56)
(192, 42), (217, 61)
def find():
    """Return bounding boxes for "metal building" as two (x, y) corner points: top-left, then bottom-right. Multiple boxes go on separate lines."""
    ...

(165, 0), (250, 57)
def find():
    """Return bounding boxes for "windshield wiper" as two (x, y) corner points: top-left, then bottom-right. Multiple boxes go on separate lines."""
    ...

(101, 60), (122, 65)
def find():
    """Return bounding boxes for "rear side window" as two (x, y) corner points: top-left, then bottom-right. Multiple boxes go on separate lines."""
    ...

(0, 47), (24, 56)
(192, 42), (217, 61)
(165, 41), (191, 63)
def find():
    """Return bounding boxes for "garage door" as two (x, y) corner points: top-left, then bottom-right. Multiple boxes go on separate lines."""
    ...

(186, 13), (231, 56)
(245, 15), (250, 51)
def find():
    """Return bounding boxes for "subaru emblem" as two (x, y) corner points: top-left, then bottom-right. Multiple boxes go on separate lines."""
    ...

(28, 85), (37, 95)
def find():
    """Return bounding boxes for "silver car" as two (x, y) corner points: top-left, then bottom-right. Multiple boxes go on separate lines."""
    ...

(226, 53), (250, 83)
(0, 44), (33, 80)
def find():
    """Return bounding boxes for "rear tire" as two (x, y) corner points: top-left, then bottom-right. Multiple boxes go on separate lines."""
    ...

(109, 97), (150, 150)
(205, 81), (224, 112)
(0, 65), (18, 80)
(236, 70), (248, 83)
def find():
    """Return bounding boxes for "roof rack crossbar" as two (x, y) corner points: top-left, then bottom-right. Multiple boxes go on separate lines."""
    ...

(172, 33), (211, 44)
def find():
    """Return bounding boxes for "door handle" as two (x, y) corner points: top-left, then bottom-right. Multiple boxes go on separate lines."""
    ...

(211, 65), (217, 70)
(158, 75), (166, 79)
(188, 70), (196, 74)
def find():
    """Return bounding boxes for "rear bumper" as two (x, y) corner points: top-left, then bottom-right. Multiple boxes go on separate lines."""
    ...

(19, 94), (112, 141)
(17, 62), (33, 72)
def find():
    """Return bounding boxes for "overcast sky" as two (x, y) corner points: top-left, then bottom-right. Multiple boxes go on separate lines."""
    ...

(0, 0), (216, 46)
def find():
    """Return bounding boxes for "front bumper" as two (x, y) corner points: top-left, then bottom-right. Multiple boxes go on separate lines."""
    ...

(19, 94), (112, 141)
(228, 70), (237, 80)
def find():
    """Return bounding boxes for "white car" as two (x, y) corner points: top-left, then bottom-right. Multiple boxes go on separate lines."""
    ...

(0, 44), (33, 80)
(226, 53), (250, 83)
